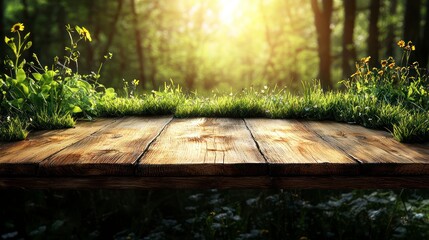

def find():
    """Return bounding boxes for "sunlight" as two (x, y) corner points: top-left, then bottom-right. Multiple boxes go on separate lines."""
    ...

(218, 0), (242, 25)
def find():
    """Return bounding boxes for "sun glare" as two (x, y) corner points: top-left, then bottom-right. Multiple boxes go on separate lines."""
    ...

(218, 0), (242, 25)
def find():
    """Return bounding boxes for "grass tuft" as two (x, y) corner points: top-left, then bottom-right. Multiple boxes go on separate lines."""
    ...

(0, 116), (29, 141)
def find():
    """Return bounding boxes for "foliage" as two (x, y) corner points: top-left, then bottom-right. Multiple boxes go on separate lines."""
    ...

(0, 116), (28, 141)
(0, 23), (114, 140)
(346, 41), (429, 111)
(343, 40), (429, 142)
(1, 189), (429, 239)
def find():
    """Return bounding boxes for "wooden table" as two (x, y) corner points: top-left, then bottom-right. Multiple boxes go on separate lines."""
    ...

(1, 116), (429, 189)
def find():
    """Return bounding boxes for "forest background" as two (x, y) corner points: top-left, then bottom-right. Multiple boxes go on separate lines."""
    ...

(1, 0), (428, 93)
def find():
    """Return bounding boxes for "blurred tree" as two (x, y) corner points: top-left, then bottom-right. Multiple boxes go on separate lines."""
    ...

(403, 0), (421, 43)
(404, 0), (421, 64)
(0, 0), (5, 71)
(385, 0), (398, 58)
(421, 0), (429, 67)
(368, 0), (380, 67)
(342, 0), (357, 79)
(130, 0), (146, 86)
(1, 0), (428, 91)
(102, 0), (123, 62)
(311, 0), (333, 90)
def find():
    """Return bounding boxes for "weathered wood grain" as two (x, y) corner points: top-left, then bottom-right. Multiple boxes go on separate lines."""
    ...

(2, 117), (429, 188)
(0, 119), (116, 176)
(39, 116), (172, 176)
(305, 121), (429, 175)
(2, 176), (429, 189)
(245, 119), (358, 175)
(138, 118), (267, 176)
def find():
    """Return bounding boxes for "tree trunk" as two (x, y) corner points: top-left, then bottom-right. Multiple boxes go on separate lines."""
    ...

(311, 0), (333, 90)
(404, 0), (421, 43)
(368, 0), (380, 68)
(385, 0), (397, 57)
(342, 0), (356, 79)
(86, 1), (95, 72)
(0, 0), (5, 71)
(102, 0), (123, 56)
(131, 0), (146, 86)
(56, 2), (67, 60)
(404, 0), (421, 64)
(419, 0), (429, 68)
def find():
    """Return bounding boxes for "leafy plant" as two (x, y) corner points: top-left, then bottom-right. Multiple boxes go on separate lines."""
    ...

(1, 23), (115, 139)
(346, 40), (429, 111)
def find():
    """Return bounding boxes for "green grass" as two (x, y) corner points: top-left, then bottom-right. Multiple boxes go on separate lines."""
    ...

(1, 81), (428, 143)
(96, 82), (428, 143)
(0, 116), (28, 141)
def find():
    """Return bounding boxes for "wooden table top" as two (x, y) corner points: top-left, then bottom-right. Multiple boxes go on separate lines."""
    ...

(1, 116), (429, 189)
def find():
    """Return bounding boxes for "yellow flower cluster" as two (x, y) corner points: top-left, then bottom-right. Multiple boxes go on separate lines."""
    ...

(397, 40), (415, 51)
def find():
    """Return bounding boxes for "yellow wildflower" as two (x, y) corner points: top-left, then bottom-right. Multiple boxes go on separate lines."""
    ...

(397, 40), (405, 48)
(388, 62), (395, 69)
(11, 23), (24, 33)
(361, 56), (371, 64)
(76, 26), (92, 42)
(378, 70), (384, 76)
(405, 41), (415, 51)
(381, 60), (388, 67)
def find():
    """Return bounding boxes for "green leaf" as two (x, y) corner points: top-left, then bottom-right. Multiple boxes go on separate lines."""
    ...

(71, 105), (82, 113)
(18, 59), (26, 69)
(9, 98), (24, 108)
(16, 69), (26, 82)
(75, 26), (82, 34)
(32, 73), (42, 81)
(24, 41), (32, 50)
(7, 40), (17, 54)
(20, 83), (29, 95)
(46, 70), (56, 79)
(24, 32), (31, 40)
(408, 87), (413, 98)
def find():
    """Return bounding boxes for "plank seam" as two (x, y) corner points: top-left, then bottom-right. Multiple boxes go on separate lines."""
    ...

(302, 122), (364, 165)
(35, 118), (123, 175)
(243, 119), (269, 165)
(133, 116), (175, 173)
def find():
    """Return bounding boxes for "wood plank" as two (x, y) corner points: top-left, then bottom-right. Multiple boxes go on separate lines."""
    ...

(305, 121), (429, 175)
(0, 119), (116, 176)
(2, 176), (429, 189)
(39, 116), (172, 176)
(138, 118), (267, 176)
(245, 119), (358, 176)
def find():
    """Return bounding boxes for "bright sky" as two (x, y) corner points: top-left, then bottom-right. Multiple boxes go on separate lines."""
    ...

(218, 0), (242, 25)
